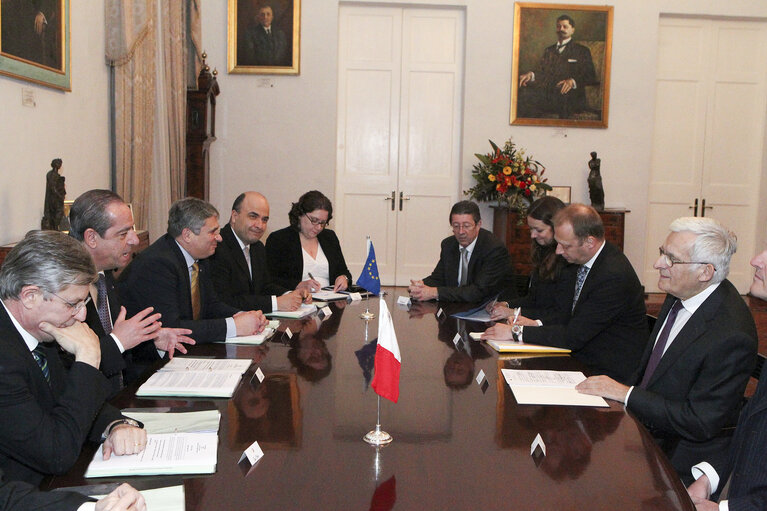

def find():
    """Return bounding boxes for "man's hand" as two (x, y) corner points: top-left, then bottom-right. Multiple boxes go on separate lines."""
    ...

(95, 483), (146, 511)
(296, 278), (322, 294)
(102, 425), (146, 460)
(234, 310), (267, 336)
(408, 280), (438, 301)
(153, 327), (195, 359)
(489, 303), (512, 321)
(557, 78), (576, 94)
(519, 71), (534, 87)
(480, 323), (514, 341)
(39, 321), (101, 368)
(333, 275), (349, 292)
(575, 375), (629, 403)
(514, 314), (540, 327)
(111, 306), (162, 350)
(276, 291), (303, 311)
(687, 475), (712, 502)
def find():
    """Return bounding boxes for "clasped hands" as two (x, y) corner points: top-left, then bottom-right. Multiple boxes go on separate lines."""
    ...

(408, 280), (438, 301)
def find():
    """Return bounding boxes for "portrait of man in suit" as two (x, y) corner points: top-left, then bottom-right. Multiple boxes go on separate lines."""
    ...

(232, 0), (298, 73)
(511, 5), (612, 127)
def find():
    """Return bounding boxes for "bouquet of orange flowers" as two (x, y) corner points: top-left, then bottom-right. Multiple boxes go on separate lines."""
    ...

(465, 139), (550, 215)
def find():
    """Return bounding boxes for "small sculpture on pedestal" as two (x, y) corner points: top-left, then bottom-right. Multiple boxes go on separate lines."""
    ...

(41, 158), (69, 231)
(587, 151), (604, 211)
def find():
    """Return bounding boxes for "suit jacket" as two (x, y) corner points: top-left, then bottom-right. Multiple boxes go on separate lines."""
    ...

(83, 270), (126, 394)
(506, 261), (574, 326)
(422, 229), (515, 303)
(209, 224), (288, 313)
(0, 467), (90, 510)
(265, 227), (352, 291)
(627, 280), (757, 486)
(244, 24), (288, 66)
(0, 306), (121, 485)
(707, 373), (767, 510)
(522, 242), (648, 382)
(118, 234), (239, 345)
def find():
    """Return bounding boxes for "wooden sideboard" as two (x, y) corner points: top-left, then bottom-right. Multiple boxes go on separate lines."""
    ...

(0, 230), (150, 268)
(492, 207), (629, 291)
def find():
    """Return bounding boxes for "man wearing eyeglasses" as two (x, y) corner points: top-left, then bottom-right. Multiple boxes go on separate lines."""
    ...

(408, 200), (514, 303)
(118, 198), (267, 346)
(0, 231), (146, 485)
(577, 216), (757, 486)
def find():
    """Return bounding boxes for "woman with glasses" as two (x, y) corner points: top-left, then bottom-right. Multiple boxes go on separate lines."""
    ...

(266, 190), (352, 292)
(489, 196), (572, 324)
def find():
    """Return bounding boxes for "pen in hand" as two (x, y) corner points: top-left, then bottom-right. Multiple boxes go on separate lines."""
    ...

(512, 307), (520, 324)
(308, 273), (317, 292)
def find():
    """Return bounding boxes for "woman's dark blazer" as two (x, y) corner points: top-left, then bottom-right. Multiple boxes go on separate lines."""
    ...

(265, 226), (352, 290)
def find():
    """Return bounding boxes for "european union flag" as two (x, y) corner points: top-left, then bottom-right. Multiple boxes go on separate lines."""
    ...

(356, 239), (381, 295)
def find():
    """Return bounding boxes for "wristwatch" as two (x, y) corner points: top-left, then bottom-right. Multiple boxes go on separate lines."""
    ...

(101, 417), (144, 441)
(511, 324), (523, 343)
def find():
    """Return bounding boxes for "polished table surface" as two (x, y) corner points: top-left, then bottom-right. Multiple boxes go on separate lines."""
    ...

(45, 289), (694, 511)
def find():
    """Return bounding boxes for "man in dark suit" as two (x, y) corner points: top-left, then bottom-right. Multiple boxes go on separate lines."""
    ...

(209, 192), (307, 313)
(0, 231), (145, 485)
(685, 247), (767, 510)
(482, 203), (648, 382)
(119, 197), (267, 345)
(243, 4), (289, 66)
(577, 217), (757, 486)
(408, 200), (514, 303)
(517, 14), (598, 118)
(69, 190), (194, 389)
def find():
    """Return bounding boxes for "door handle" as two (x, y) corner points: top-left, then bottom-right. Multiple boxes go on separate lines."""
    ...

(688, 198), (699, 217)
(399, 191), (410, 211)
(701, 198), (713, 217)
(384, 191), (395, 211)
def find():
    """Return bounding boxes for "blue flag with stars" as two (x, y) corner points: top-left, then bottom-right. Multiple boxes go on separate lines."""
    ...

(356, 239), (381, 295)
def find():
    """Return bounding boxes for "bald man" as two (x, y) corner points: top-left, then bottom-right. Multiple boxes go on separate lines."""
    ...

(209, 192), (308, 313)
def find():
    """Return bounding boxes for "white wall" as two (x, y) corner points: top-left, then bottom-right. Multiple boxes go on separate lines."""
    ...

(201, 0), (767, 287)
(0, 2), (110, 245)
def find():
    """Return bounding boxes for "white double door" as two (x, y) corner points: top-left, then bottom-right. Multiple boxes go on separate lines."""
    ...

(644, 16), (767, 292)
(335, 5), (465, 286)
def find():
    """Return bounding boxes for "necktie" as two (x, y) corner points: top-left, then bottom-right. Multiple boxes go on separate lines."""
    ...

(191, 262), (201, 320)
(31, 346), (50, 384)
(459, 247), (469, 286)
(639, 300), (685, 388)
(243, 246), (252, 279)
(96, 274), (112, 335)
(572, 265), (590, 311)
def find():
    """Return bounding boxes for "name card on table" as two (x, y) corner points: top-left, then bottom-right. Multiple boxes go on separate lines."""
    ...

(397, 295), (411, 306)
(348, 292), (363, 302)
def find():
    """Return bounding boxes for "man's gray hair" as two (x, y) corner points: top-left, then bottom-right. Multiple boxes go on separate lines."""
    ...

(669, 216), (736, 283)
(0, 230), (97, 299)
(167, 197), (219, 238)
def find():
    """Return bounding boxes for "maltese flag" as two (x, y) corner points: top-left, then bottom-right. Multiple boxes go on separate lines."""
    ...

(372, 297), (401, 403)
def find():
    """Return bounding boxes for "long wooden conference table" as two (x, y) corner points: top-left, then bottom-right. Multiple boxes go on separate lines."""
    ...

(45, 289), (694, 510)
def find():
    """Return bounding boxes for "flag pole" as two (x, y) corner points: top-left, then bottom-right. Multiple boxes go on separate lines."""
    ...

(360, 235), (376, 320)
(364, 394), (392, 445)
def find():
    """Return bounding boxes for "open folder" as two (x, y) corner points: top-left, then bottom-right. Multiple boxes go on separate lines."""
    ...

(501, 369), (608, 407)
(469, 333), (571, 354)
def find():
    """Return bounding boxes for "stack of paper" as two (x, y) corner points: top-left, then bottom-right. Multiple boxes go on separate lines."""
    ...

(265, 303), (317, 319)
(136, 358), (253, 398)
(85, 432), (218, 477)
(501, 369), (609, 407)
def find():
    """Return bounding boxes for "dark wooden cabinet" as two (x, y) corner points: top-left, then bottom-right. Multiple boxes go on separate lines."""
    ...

(186, 60), (219, 201)
(492, 207), (629, 279)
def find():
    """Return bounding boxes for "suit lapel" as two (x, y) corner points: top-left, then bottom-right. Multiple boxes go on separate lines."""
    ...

(166, 235), (194, 317)
(447, 239), (460, 285)
(0, 307), (55, 401)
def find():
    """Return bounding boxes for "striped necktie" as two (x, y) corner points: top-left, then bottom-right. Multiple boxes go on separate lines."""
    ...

(31, 346), (50, 384)
(96, 274), (113, 335)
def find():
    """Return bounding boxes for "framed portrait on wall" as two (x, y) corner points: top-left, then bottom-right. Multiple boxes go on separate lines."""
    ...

(510, 3), (613, 128)
(228, 0), (300, 75)
(0, 0), (71, 91)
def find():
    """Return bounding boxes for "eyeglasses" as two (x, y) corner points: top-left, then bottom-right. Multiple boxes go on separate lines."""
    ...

(451, 223), (476, 232)
(49, 292), (92, 313)
(305, 215), (328, 227)
(658, 247), (716, 271)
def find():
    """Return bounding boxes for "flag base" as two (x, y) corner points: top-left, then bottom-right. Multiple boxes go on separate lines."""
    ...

(364, 425), (393, 446)
(360, 308), (376, 320)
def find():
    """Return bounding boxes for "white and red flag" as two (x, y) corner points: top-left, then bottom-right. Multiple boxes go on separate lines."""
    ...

(371, 297), (401, 403)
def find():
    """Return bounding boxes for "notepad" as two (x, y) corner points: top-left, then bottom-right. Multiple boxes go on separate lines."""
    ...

(501, 369), (609, 407)
(85, 432), (218, 478)
(265, 303), (317, 318)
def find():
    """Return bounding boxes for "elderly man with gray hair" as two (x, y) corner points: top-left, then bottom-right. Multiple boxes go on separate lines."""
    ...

(577, 217), (757, 485)
(119, 197), (266, 348)
(0, 231), (146, 486)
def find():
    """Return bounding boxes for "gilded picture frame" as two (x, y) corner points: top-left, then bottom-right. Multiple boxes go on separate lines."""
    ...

(228, 0), (300, 75)
(0, 0), (71, 91)
(510, 3), (613, 128)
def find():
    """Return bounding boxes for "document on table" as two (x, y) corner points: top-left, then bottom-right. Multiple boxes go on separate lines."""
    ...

(136, 358), (253, 398)
(501, 369), (609, 407)
(162, 357), (253, 373)
(450, 300), (494, 322)
(266, 303), (317, 319)
(85, 433), (218, 478)
(121, 409), (221, 434)
(470, 335), (572, 354)
(218, 327), (275, 345)
(91, 485), (185, 511)
(312, 290), (348, 301)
